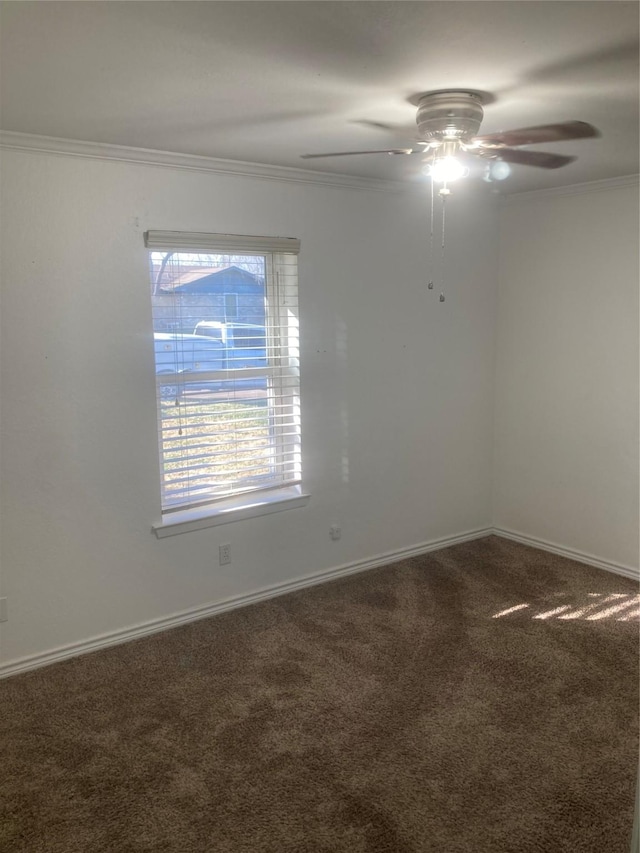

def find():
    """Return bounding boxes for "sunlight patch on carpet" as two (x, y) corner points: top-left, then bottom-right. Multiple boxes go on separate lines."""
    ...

(492, 592), (640, 622)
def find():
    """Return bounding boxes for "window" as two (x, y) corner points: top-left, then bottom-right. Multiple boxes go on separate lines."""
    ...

(145, 231), (304, 532)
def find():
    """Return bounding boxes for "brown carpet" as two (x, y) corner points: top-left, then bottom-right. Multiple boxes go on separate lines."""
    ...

(1, 536), (638, 853)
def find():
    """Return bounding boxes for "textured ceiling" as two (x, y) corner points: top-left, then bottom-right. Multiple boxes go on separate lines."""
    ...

(1, 1), (638, 193)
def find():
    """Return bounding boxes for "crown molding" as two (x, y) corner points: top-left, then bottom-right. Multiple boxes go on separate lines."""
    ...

(503, 173), (639, 203)
(0, 130), (406, 193)
(2, 130), (635, 199)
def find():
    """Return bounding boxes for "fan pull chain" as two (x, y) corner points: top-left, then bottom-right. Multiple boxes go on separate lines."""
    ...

(439, 187), (448, 302)
(427, 153), (435, 291)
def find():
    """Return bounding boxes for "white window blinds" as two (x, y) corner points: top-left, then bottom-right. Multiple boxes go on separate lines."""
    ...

(145, 231), (301, 514)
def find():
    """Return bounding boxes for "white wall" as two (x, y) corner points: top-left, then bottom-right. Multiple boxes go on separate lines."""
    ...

(0, 149), (498, 667)
(494, 182), (639, 571)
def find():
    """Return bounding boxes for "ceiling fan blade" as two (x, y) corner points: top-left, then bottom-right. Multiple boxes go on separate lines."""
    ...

(300, 148), (417, 159)
(490, 148), (576, 169)
(351, 119), (400, 132)
(474, 120), (600, 148)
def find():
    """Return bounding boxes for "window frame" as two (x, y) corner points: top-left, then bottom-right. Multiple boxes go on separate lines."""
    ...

(145, 231), (308, 536)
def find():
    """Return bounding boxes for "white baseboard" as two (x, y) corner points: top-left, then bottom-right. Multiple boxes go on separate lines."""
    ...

(492, 527), (640, 582)
(0, 526), (492, 680)
(5, 525), (633, 680)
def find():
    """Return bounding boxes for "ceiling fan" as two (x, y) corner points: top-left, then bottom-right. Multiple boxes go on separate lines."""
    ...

(301, 91), (600, 183)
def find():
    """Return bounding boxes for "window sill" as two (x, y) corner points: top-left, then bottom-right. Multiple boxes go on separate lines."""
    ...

(152, 488), (310, 538)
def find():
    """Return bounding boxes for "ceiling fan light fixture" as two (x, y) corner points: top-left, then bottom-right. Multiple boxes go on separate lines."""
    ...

(426, 156), (468, 183)
(300, 90), (599, 180)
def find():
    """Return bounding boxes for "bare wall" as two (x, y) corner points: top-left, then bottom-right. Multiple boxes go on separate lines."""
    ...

(0, 149), (498, 667)
(494, 182), (639, 570)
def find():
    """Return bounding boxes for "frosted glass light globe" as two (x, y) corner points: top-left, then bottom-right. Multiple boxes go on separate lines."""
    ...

(490, 160), (511, 181)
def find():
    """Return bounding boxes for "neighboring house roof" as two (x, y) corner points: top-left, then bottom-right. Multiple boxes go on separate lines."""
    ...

(156, 265), (262, 293)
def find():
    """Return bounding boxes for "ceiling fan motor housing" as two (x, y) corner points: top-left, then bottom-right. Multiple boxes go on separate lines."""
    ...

(416, 92), (484, 144)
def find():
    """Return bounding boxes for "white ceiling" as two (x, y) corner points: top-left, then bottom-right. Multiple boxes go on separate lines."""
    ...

(1, 1), (638, 193)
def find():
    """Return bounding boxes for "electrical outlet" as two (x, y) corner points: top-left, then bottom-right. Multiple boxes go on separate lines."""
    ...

(219, 544), (231, 566)
(329, 525), (342, 541)
(0, 598), (7, 623)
